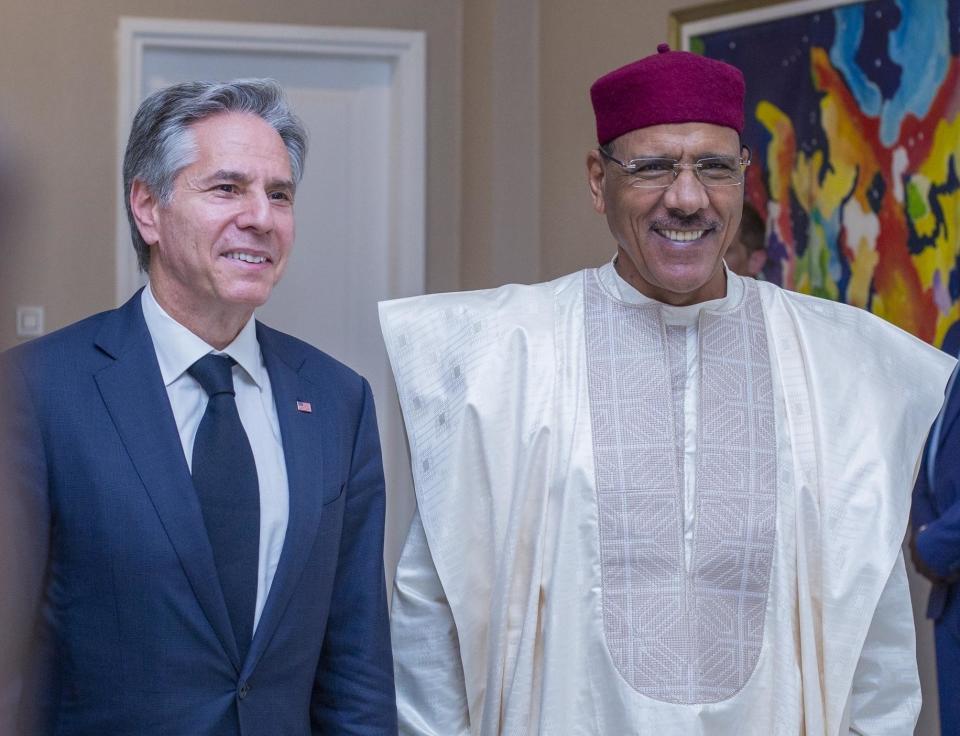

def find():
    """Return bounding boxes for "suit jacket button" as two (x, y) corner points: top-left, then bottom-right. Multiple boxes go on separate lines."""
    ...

(238, 681), (250, 699)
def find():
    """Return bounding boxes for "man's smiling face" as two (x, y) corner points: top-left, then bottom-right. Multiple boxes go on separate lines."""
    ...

(588, 122), (744, 306)
(139, 111), (295, 327)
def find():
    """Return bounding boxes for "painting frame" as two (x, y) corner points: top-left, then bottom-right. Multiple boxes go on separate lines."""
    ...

(668, 0), (862, 51)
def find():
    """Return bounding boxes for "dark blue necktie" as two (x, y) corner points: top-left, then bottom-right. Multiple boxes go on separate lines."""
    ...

(188, 354), (260, 660)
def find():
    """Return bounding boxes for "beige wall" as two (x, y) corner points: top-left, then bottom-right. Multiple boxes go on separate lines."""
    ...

(0, 0), (462, 349)
(460, 0), (540, 290)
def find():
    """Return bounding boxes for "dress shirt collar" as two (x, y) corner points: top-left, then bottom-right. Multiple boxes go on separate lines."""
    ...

(141, 282), (265, 389)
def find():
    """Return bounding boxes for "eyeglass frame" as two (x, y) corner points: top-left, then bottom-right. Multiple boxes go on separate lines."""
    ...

(598, 144), (752, 189)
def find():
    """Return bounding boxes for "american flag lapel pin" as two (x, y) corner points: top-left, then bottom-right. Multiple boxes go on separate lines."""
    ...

(296, 400), (313, 413)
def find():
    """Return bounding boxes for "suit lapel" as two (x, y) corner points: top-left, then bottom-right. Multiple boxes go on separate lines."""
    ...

(93, 293), (241, 670)
(245, 324), (327, 673)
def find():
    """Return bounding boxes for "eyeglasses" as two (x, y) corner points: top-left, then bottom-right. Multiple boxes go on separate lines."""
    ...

(599, 146), (751, 188)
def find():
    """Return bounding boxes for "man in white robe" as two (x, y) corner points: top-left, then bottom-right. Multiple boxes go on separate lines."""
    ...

(380, 44), (955, 735)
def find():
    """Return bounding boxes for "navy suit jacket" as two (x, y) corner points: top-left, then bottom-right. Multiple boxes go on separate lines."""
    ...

(913, 364), (960, 638)
(0, 292), (397, 735)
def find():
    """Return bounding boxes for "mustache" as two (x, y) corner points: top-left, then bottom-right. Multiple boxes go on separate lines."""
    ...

(650, 216), (719, 231)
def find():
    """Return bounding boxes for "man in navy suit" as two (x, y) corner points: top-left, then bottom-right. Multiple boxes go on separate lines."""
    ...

(912, 352), (960, 736)
(1, 79), (396, 735)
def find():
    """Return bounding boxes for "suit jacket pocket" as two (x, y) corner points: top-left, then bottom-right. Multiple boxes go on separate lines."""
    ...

(323, 482), (345, 506)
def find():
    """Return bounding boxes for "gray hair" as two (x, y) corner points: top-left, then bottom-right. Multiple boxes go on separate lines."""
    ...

(122, 78), (308, 272)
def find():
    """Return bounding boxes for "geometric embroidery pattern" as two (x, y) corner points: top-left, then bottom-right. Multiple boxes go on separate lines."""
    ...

(583, 270), (777, 703)
(380, 302), (496, 531)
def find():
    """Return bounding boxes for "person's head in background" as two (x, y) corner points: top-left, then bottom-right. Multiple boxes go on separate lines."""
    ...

(724, 202), (766, 278)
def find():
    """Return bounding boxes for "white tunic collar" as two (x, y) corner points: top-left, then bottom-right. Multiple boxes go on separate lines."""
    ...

(596, 257), (744, 325)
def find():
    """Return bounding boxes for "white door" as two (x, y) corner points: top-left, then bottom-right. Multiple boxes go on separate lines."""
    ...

(117, 19), (425, 590)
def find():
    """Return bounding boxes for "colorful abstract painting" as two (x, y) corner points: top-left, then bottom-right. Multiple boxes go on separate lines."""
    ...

(690, 0), (960, 346)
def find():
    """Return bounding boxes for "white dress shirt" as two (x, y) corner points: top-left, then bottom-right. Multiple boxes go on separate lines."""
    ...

(141, 283), (289, 631)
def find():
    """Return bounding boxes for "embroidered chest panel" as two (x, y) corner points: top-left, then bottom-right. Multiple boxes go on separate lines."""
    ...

(583, 270), (777, 704)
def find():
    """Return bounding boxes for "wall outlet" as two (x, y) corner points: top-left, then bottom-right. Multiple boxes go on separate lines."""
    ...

(16, 306), (44, 337)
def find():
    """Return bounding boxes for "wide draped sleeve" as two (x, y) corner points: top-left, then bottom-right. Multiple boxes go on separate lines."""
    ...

(379, 279), (563, 730)
(760, 282), (954, 734)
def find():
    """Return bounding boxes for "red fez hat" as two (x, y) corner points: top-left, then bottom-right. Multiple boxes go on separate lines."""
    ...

(590, 43), (745, 145)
